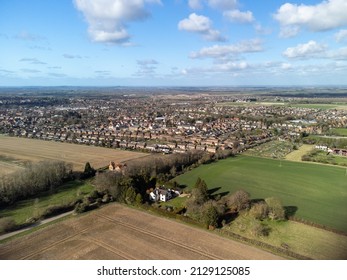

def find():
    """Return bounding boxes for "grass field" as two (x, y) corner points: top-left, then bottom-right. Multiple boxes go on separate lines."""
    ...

(175, 155), (347, 233)
(224, 213), (347, 259)
(0, 135), (148, 174)
(329, 128), (347, 136)
(217, 102), (285, 107)
(285, 144), (314, 162)
(290, 103), (347, 110)
(0, 180), (94, 225)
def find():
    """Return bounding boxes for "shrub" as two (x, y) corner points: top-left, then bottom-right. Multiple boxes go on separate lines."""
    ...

(250, 201), (269, 220)
(74, 201), (90, 214)
(265, 197), (285, 221)
(250, 219), (270, 237)
(0, 217), (16, 234)
(41, 204), (74, 219)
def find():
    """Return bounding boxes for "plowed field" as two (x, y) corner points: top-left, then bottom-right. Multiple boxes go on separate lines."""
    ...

(0, 204), (283, 260)
(0, 135), (147, 173)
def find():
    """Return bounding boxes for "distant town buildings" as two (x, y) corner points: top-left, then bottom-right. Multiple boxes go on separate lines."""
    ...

(1, 93), (346, 155)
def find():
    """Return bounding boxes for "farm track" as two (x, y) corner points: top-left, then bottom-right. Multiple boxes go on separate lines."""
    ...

(85, 236), (134, 260)
(95, 213), (221, 260)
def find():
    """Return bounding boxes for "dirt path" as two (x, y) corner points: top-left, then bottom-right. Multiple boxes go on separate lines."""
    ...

(0, 204), (283, 260)
(0, 211), (74, 241)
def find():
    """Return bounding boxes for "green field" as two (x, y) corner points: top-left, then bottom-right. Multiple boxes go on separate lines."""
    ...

(329, 128), (347, 136)
(224, 214), (347, 259)
(290, 103), (347, 110)
(0, 180), (94, 225)
(175, 156), (347, 233)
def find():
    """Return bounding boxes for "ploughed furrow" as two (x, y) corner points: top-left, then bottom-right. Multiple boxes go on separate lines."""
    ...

(85, 236), (135, 260)
(21, 228), (89, 260)
(95, 213), (221, 260)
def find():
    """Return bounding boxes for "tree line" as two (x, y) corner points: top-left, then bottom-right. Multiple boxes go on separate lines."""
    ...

(185, 177), (286, 234)
(92, 150), (207, 206)
(0, 161), (72, 207)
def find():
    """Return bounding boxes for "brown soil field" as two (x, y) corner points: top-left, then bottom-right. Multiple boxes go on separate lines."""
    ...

(0, 204), (283, 260)
(0, 135), (148, 173)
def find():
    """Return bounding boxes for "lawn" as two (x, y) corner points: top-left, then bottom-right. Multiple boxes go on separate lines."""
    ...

(0, 180), (94, 225)
(175, 156), (347, 233)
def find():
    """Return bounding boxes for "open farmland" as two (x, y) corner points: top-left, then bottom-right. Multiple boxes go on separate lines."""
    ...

(0, 135), (148, 173)
(0, 204), (282, 260)
(175, 155), (347, 233)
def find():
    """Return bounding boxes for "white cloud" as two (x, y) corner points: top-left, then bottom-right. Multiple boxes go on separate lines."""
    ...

(20, 68), (41, 73)
(190, 39), (263, 59)
(178, 13), (226, 42)
(223, 9), (254, 23)
(254, 23), (272, 35)
(74, 0), (161, 44)
(15, 31), (45, 41)
(281, 63), (292, 70)
(207, 0), (237, 10)
(19, 58), (46, 65)
(330, 47), (347, 60)
(279, 26), (300, 38)
(181, 60), (249, 77)
(188, 0), (203, 9)
(283, 40), (327, 59)
(335, 29), (347, 43)
(188, 0), (238, 11)
(63, 54), (83, 59)
(274, 0), (347, 36)
(135, 59), (158, 76)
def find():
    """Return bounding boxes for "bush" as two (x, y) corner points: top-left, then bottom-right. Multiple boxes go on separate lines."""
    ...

(250, 219), (270, 237)
(74, 201), (90, 214)
(250, 202), (269, 220)
(40, 204), (74, 219)
(265, 197), (285, 221)
(224, 190), (250, 212)
(0, 217), (17, 234)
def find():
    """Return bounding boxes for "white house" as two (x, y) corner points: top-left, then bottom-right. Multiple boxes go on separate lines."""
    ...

(149, 188), (173, 202)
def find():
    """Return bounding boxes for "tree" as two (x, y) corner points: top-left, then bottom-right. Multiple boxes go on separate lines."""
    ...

(250, 201), (269, 220)
(125, 187), (137, 205)
(193, 177), (209, 203)
(186, 178), (209, 218)
(265, 197), (285, 221)
(201, 201), (219, 228)
(135, 193), (143, 205)
(82, 162), (96, 178)
(225, 190), (250, 212)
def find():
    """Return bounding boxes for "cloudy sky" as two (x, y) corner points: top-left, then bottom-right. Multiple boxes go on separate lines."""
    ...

(1, 0), (347, 86)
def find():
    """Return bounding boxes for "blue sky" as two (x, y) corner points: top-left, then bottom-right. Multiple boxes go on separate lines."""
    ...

(1, 0), (347, 86)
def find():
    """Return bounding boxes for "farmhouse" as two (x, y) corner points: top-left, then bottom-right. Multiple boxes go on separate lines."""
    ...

(109, 162), (127, 173)
(149, 188), (176, 202)
(332, 149), (347, 157)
